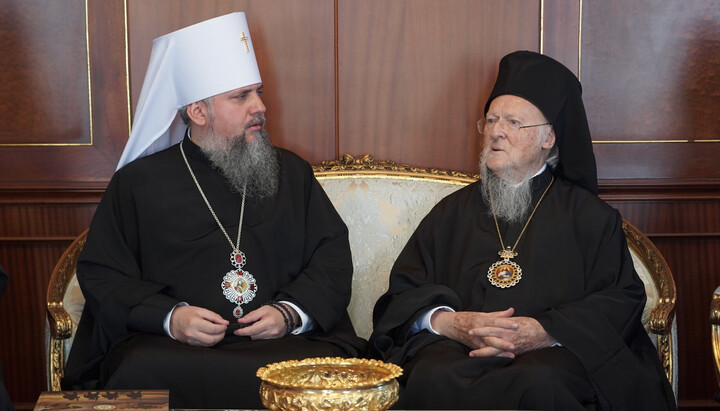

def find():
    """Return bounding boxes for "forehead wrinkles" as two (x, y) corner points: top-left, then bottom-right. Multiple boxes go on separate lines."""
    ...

(488, 96), (545, 122)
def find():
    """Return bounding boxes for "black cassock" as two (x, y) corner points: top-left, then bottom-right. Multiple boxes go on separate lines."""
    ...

(370, 169), (675, 410)
(64, 137), (365, 408)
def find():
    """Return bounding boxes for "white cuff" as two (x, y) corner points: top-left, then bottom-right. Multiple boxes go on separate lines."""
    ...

(410, 306), (455, 335)
(280, 300), (314, 334)
(163, 302), (189, 339)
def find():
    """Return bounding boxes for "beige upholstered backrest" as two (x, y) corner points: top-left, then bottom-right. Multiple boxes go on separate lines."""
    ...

(47, 154), (677, 397)
(314, 155), (477, 339)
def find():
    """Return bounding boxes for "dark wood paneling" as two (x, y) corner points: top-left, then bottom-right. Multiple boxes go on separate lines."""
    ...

(127, 0), (336, 164)
(595, 143), (720, 181)
(0, 1), (88, 145)
(0, 0), (129, 189)
(612, 200), (720, 235)
(337, 0), (539, 172)
(0, 205), (98, 240)
(542, 0), (581, 75)
(654, 236), (720, 409)
(660, 238), (720, 404)
(582, 0), (720, 181)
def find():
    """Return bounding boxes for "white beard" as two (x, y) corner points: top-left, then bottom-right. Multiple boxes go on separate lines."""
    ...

(479, 151), (533, 224)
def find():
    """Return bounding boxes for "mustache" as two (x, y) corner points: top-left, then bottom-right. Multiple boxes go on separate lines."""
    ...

(246, 115), (266, 130)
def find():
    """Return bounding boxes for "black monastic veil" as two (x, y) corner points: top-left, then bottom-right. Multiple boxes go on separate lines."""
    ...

(369, 51), (676, 410)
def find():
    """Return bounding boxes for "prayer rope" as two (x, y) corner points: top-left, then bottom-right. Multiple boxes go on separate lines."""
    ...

(263, 301), (294, 336)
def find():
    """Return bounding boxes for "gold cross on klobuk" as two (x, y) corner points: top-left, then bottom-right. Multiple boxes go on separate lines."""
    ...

(240, 32), (250, 52)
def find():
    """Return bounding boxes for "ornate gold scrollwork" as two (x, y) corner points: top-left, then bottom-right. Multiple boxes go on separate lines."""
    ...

(622, 221), (676, 385)
(46, 230), (88, 390)
(622, 222), (676, 335)
(313, 153), (480, 182)
(710, 289), (720, 386)
(657, 334), (673, 386)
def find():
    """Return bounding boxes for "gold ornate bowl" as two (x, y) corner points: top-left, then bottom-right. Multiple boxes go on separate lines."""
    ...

(256, 357), (403, 411)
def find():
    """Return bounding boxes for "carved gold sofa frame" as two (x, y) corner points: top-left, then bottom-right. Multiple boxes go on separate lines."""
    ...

(710, 286), (720, 395)
(46, 154), (677, 396)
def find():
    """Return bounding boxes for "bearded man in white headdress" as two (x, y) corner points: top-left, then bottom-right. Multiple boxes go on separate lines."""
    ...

(63, 13), (364, 409)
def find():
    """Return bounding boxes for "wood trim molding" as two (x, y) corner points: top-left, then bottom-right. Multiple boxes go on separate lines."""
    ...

(1, 177), (718, 204)
(0, 188), (105, 205)
(599, 179), (720, 201)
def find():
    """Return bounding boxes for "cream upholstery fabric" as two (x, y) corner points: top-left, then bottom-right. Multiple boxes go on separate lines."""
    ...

(62, 275), (85, 359)
(317, 176), (467, 339)
(631, 249), (658, 337)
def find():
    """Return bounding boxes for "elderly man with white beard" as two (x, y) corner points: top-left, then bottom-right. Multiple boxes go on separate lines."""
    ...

(62, 13), (364, 409)
(369, 51), (676, 411)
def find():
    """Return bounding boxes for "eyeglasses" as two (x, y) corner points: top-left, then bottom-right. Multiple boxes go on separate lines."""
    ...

(477, 118), (552, 134)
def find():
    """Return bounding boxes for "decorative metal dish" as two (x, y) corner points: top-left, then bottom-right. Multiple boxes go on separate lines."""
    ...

(256, 357), (403, 410)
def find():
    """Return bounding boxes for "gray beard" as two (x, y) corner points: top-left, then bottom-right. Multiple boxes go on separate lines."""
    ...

(201, 126), (280, 199)
(479, 152), (533, 224)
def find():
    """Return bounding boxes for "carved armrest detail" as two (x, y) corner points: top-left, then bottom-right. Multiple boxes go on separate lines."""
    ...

(649, 301), (676, 335)
(47, 304), (73, 340)
(711, 290), (720, 325)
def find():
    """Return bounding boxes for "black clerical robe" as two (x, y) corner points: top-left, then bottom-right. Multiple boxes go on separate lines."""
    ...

(64, 137), (365, 408)
(370, 169), (675, 410)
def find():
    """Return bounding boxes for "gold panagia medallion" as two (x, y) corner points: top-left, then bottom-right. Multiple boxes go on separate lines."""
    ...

(487, 248), (522, 288)
(487, 176), (554, 289)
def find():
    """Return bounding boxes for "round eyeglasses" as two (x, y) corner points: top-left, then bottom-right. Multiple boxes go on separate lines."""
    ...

(477, 118), (552, 134)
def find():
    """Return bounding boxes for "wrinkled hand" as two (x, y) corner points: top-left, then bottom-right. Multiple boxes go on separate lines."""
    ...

(169, 305), (229, 347)
(431, 307), (557, 358)
(467, 310), (557, 358)
(431, 308), (518, 358)
(233, 303), (298, 340)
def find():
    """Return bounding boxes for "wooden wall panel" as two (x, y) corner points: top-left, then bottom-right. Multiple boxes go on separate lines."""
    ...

(1, 1), (88, 145)
(0, 0), (129, 189)
(542, 0), (581, 75)
(660, 238), (720, 402)
(127, 0), (336, 164)
(337, 0), (540, 172)
(582, 0), (720, 181)
(1, 1), (720, 409)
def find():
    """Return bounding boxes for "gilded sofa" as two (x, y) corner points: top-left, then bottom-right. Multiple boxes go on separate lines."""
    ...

(46, 154), (678, 397)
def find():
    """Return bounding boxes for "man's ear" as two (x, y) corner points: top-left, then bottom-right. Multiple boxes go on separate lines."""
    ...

(186, 101), (211, 127)
(542, 128), (556, 149)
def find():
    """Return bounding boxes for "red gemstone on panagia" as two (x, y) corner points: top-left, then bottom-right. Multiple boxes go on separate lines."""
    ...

(250, 284), (255, 290)
(237, 297), (242, 303)
(235, 254), (243, 264)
